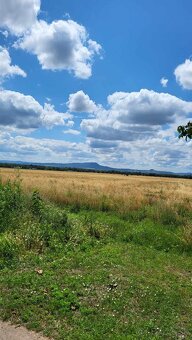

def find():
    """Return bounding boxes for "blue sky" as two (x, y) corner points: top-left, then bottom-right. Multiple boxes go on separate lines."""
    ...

(0, 0), (192, 171)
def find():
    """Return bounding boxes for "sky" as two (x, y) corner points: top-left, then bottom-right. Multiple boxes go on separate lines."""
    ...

(0, 0), (192, 172)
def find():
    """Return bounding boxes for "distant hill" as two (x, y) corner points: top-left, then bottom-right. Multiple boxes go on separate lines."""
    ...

(43, 162), (114, 171)
(0, 160), (191, 177)
(0, 161), (114, 171)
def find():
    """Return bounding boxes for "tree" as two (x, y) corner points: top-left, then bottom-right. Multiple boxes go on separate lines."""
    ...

(177, 121), (192, 140)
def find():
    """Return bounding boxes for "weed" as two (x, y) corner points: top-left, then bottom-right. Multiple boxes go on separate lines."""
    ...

(181, 224), (192, 251)
(149, 202), (182, 227)
(19, 221), (48, 252)
(88, 225), (101, 239)
(0, 235), (18, 268)
(50, 286), (79, 315)
(31, 190), (44, 217)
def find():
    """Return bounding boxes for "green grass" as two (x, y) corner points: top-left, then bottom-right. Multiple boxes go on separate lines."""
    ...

(0, 180), (192, 339)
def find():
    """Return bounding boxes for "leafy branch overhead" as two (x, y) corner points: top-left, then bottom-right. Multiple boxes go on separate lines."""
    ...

(177, 121), (192, 140)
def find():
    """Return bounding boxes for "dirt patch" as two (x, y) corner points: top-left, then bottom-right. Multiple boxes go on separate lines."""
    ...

(0, 321), (49, 340)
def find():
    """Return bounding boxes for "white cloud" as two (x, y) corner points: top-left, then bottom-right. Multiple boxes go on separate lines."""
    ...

(67, 90), (97, 113)
(107, 90), (190, 125)
(0, 90), (71, 129)
(0, 46), (26, 81)
(15, 19), (102, 79)
(174, 59), (192, 90)
(81, 89), (192, 142)
(88, 139), (118, 149)
(65, 120), (75, 127)
(0, 133), (93, 163)
(0, 30), (9, 38)
(75, 89), (192, 171)
(63, 129), (81, 135)
(41, 103), (72, 129)
(160, 77), (168, 87)
(117, 137), (192, 171)
(0, 0), (40, 35)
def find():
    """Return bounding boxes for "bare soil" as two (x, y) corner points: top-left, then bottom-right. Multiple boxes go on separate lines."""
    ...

(0, 321), (49, 340)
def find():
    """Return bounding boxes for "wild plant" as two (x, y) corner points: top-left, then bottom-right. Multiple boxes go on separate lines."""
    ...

(181, 224), (192, 252)
(31, 190), (44, 217)
(0, 234), (18, 268)
(0, 178), (23, 232)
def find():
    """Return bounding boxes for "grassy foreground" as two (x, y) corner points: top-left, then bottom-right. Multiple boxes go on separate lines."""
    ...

(0, 178), (192, 339)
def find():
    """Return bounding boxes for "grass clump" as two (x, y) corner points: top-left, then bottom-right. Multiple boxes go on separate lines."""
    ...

(0, 235), (18, 269)
(181, 224), (192, 251)
(0, 181), (71, 257)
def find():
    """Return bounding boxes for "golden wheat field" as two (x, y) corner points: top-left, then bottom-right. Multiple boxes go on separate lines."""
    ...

(1, 167), (192, 214)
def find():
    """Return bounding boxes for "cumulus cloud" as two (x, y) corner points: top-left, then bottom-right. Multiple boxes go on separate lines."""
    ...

(118, 137), (192, 170)
(0, 1), (102, 79)
(160, 77), (168, 87)
(88, 139), (118, 149)
(0, 90), (71, 129)
(15, 19), (102, 79)
(63, 129), (81, 135)
(67, 90), (97, 113)
(0, 133), (94, 164)
(0, 0), (40, 35)
(65, 120), (75, 127)
(174, 59), (192, 90)
(81, 89), (192, 142)
(82, 122), (158, 142)
(41, 103), (72, 128)
(107, 90), (191, 125)
(0, 46), (26, 81)
(72, 89), (192, 171)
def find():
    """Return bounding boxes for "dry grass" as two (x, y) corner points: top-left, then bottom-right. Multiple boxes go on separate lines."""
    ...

(182, 224), (192, 249)
(1, 168), (192, 215)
